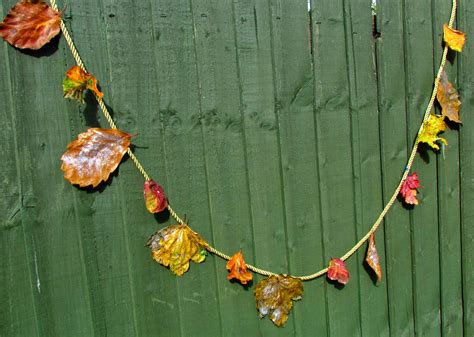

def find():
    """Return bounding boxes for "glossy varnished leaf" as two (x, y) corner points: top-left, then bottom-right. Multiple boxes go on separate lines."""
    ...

(60, 128), (131, 188)
(0, 1), (61, 50)
(255, 275), (303, 327)
(147, 224), (208, 276)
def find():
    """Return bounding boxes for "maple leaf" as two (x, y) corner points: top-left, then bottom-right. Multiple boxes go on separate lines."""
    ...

(147, 224), (209, 276)
(144, 180), (168, 213)
(443, 24), (466, 52)
(437, 70), (462, 123)
(365, 234), (382, 282)
(418, 113), (448, 151)
(226, 251), (253, 285)
(0, 1), (61, 50)
(63, 66), (104, 103)
(61, 128), (131, 188)
(400, 172), (421, 205)
(327, 258), (349, 285)
(255, 275), (303, 327)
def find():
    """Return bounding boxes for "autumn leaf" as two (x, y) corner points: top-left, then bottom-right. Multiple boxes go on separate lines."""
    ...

(144, 180), (168, 213)
(437, 70), (462, 123)
(63, 66), (104, 103)
(366, 234), (382, 282)
(226, 251), (253, 285)
(443, 24), (466, 52)
(400, 172), (421, 205)
(418, 113), (448, 151)
(327, 258), (349, 285)
(147, 224), (208, 276)
(255, 275), (303, 327)
(0, 1), (61, 50)
(61, 128), (131, 188)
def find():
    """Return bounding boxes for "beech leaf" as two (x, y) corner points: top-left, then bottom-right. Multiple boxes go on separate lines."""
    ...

(443, 24), (466, 52)
(255, 275), (303, 327)
(400, 172), (421, 205)
(63, 66), (104, 103)
(437, 70), (462, 123)
(146, 224), (208, 276)
(144, 180), (168, 213)
(226, 251), (253, 285)
(327, 258), (349, 285)
(366, 234), (382, 282)
(61, 128), (131, 188)
(418, 113), (448, 151)
(0, 1), (61, 50)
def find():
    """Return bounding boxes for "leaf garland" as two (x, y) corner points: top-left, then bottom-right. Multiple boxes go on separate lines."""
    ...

(0, 1), (61, 50)
(255, 275), (303, 327)
(147, 224), (209, 276)
(61, 128), (132, 188)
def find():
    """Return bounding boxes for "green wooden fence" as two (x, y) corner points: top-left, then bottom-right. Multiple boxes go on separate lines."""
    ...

(1, 0), (472, 336)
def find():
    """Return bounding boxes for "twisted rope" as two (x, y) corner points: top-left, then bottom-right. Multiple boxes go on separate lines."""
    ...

(50, 0), (457, 280)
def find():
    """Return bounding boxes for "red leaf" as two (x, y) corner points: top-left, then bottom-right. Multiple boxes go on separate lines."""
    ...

(0, 1), (61, 50)
(61, 128), (131, 188)
(226, 251), (253, 285)
(400, 172), (421, 205)
(366, 234), (382, 282)
(327, 258), (349, 285)
(144, 180), (168, 213)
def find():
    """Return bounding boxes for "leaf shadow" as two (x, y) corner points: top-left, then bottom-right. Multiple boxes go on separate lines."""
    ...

(16, 34), (60, 58)
(398, 194), (415, 211)
(229, 278), (254, 290)
(81, 91), (101, 127)
(417, 142), (432, 164)
(326, 278), (346, 290)
(153, 208), (170, 224)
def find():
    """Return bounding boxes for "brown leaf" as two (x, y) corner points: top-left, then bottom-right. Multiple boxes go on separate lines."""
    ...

(443, 24), (466, 52)
(437, 70), (462, 123)
(0, 1), (61, 50)
(147, 224), (208, 276)
(61, 128), (131, 188)
(63, 66), (104, 103)
(226, 251), (253, 285)
(366, 234), (382, 282)
(255, 275), (303, 327)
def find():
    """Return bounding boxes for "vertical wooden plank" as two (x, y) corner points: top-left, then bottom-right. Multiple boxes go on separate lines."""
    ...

(432, 1), (463, 336)
(459, 1), (474, 335)
(404, 0), (442, 336)
(310, 0), (362, 336)
(187, 0), (260, 335)
(232, 0), (294, 333)
(343, 1), (390, 336)
(0, 3), (39, 335)
(269, 0), (328, 335)
(375, 0), (416, 335)
(150, 1), (222, 336)
(1, 0), (97, 335)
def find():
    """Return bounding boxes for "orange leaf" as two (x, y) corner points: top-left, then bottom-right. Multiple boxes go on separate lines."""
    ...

(366, 234), (382, 282)
(147, 224), (208, 276)
(327, 258), (349, 285)
(61, 128), (131, 188)
(418, 113), (448, 151)
(437, 70), (462, 123)
(0, 1), (61, 50)
(63, 66), (104, 103)
(144, 180), (168, 213)
(443, 24), (466, 52)
(226, 251), (253, 285)
(255, 275), (303, 327)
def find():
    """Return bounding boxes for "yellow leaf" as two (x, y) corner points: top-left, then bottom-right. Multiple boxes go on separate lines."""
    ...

(443, 24), (466, 52)
(418, 114), (448, 151)
(146, 224), (208, 276)
(255, 275), (303, 327)
(437, 70), (462, 123)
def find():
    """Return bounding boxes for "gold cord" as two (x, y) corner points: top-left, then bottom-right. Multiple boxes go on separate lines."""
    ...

(50, 0), (457, 280)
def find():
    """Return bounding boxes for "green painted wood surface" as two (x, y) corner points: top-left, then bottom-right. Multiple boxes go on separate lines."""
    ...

(0, 0), (472, 336)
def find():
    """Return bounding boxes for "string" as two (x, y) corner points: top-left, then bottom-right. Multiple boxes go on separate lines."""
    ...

(50, 0), (457, 280)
